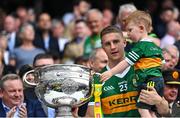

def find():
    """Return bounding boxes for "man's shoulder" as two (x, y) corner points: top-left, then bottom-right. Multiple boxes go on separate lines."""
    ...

(0, 99), (8, 117)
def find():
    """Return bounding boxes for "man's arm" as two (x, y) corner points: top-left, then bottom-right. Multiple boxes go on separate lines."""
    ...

(139, 87), (169, 116)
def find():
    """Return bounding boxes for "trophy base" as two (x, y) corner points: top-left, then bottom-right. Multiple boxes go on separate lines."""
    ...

(56, 106), (74, 117)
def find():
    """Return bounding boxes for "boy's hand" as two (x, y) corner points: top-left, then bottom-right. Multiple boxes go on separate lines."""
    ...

(100, 71), (112, 82)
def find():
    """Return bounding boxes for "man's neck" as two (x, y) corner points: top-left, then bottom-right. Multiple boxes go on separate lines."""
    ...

(108, 58), (124, 69)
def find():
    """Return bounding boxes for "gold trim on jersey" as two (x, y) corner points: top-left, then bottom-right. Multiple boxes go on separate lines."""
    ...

(134, 58), (162, 70)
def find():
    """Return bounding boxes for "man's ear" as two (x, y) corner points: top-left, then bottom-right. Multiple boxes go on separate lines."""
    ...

(89, 60), (94, 69)
(124, 39), (127, 46)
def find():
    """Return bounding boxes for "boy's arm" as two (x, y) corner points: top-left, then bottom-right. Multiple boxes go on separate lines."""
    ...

(101, 59), (130, 81)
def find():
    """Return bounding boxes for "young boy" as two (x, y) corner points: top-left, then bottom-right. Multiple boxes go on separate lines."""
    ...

(101, 10), (164, 117)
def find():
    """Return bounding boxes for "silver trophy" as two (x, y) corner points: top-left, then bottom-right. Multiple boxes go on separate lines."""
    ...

(23, 64), (95, 117)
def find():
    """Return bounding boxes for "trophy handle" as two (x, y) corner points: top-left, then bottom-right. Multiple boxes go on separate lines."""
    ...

(23, 70), (38, 86)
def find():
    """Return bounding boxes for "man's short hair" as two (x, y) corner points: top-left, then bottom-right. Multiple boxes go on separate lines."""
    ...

(163, 45), (179, 59)
(100, 25), (123, 39)
(89, 48), (103, 61)
(86, 9), (103, 20)
(33, 53), (53, 66)
(118, 3), (137, 18)
(124, 10), (152, 33)
(0, 74), (21, 89)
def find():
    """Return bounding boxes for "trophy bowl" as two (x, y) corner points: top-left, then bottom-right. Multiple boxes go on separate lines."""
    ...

(23, 64), (94, 117)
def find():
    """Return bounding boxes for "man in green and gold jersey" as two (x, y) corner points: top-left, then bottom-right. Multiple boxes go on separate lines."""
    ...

(86, 26), (140, 117)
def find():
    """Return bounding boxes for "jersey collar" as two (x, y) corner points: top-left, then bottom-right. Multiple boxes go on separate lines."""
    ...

(106, 65), (131, 78)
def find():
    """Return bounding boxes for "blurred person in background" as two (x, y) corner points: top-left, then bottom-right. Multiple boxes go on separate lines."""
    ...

(89, 48), (108, 73)
(9, 23), (44, 70)
(162, 45), (179, 70)
(16, 6), (28, 25)
(3, 15), (21, 52)
(33, 53), (54, 68)
(153, 8), (174, 38)
(27, 8), (36, 25)
(160, 20), (180, 48)
(0, 8), (6, 31)
(63, 0), (91, 40)
(63, 19), (90, 64)
(34, 12), (59, 55)
(116, 3), (137, 31)
(102, 8), (114, 28)
(0, 32), (9, 65)
(51, 19), (69, 60)
(161, 47), (173, 71)
(0, 48), (5, 78)
(83, 9), (104, 57)
(63, 0), (91, 26)
(0, 32), (10, 77)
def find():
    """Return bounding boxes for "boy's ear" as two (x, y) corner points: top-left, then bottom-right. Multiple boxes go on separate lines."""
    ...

(139, 25), (145, 32)
(123, 38), (127, 47)
(139, 25), (144, 30)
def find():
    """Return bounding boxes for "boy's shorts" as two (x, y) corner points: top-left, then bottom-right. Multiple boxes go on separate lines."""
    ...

(136, 77), (164, 111)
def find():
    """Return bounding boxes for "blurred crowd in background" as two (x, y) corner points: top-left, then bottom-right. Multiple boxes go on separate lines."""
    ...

(0, 0), (179, 74)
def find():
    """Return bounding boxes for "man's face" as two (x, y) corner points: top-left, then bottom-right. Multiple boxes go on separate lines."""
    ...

(34, 58), (54, 67)
(118, 11), (132, 30)
(52, 22), (64, 38)
(4, 16), (16, 33)
(74, 22), (89, 38)
(162, 51), (173, 70)
(78, 1), (90, 15)
(168, 48), (179, 68)
(90, 49), (108, 72)
(1, 79), (24, 108)
(164, 84), (179, 103)
(87, 12), (103, 34)
(38, 13), (52, 31)
(102, 33), (126, 61)
(21, 25), (35, 41)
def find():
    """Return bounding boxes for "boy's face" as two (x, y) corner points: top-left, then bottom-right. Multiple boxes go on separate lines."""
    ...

(126, 22), (142, 42)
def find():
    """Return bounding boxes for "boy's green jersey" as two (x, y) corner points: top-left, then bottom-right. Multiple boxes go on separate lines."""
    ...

(89, 66), (140, 117)
(125, 39), (164, 83)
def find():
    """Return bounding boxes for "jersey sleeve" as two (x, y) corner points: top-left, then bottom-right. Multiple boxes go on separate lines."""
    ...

(125, 43), (143, 65)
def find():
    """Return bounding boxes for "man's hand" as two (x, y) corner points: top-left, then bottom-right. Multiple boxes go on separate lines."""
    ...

(72, 107), (78, 118)
(6, 106), (16, 118)
(100, 70), (112, 82)
(18, 104), (27, 118)
(139, 87), (162, 105)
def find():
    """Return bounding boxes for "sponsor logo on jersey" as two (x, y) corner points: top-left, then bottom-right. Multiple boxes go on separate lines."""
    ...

(103, 85), (115, 91)
(101, 91), (138, 114)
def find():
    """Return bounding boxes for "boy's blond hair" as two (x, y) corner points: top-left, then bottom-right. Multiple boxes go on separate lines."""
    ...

(124, 10), (152, 33)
